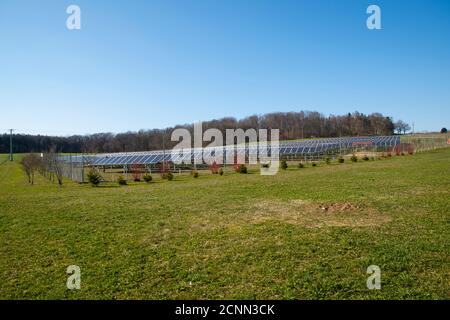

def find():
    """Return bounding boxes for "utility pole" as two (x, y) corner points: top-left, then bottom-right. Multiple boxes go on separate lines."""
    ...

(9, 129), (14, 161)
(162, 129), (166, 172)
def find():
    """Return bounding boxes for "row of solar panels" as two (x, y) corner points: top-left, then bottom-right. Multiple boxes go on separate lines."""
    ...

(281, 136), (400, 147)
(60, 136), (400, 166)
(83, 146), (338, 166)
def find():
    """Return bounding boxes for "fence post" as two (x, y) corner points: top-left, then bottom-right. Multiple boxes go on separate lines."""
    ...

(70, 155), (73, 181)
(81, 154), (85, 183)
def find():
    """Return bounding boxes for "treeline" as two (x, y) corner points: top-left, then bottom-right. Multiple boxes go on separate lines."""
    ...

(1, 111), (396, 153)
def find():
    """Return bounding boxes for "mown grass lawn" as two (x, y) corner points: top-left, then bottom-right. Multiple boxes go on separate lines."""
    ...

(0, 150), (449, 299)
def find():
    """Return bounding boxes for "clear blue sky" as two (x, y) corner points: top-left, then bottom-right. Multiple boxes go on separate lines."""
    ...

(1, 0), (449, 135)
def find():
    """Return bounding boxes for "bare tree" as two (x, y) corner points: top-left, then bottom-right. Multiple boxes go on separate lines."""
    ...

(395, 120), (411, 134)
(43, 151), (64, 186)
(20, 154), (42, 185)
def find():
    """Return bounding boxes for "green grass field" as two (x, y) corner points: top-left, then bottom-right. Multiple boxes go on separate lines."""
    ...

(0, 150), (449, 299)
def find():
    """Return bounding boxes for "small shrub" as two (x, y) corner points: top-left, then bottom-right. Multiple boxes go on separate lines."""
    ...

(210, 161), (220, 174)
(191, 170), (199, 178)
(131, 164), (143, 182)
(239, 164), (248, 174)
(312, 162), (317, 167)
(219, 168), (224, 176)
(350, 155), (358, 162)
(87, 169), (102, 186)
(161, 172), (173, 180)
(117, 175), (127, 185)
(362, 155), (369, 161)
(143, 173), (153, 183)
(280, 160), (288, 170)
(338, 157), (344, 163)
(325, 157), (331, 164)
(298, 163), (304, 168)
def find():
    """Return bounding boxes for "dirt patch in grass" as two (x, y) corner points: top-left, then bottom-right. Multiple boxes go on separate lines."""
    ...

(319, 202), (360, 212)
(248, 199), (390, 228)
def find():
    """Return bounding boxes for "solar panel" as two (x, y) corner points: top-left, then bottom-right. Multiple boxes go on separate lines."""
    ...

(58, 135), (401, 166)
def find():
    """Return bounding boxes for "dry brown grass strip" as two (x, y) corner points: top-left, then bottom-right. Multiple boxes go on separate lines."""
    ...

(247, 199), (391, 228)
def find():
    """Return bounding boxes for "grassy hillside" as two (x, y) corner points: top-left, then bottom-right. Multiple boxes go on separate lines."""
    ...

(0, 150), (449, 299)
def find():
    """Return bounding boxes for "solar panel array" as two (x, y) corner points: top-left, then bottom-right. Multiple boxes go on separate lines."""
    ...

(61, 136), (400, 166)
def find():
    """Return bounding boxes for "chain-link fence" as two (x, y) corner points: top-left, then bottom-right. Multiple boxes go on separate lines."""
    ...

(54, 134), (450, 183)
(56, 155), (85, 183)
